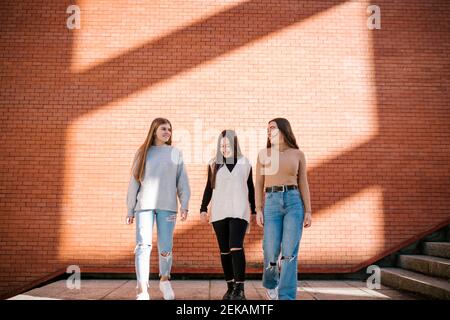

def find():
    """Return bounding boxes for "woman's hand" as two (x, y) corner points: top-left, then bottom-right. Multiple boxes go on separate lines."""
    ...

(304, 211), (312, 228)
(180, 209), (188, 221)
(200, 211), (209, 223)
(126, 216), (134, 225)
(256, 210), (264, 228)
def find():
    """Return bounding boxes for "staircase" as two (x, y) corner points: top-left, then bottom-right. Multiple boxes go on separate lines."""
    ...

(380, 225), (450, 299)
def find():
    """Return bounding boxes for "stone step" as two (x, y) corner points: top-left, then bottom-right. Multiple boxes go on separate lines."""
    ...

(423, 242), (450, 259)
(399, 255), (450, 279)
(381, 267), (450, 300)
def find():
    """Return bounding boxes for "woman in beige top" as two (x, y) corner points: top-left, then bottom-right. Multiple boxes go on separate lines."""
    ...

(255, 118), (312, 300)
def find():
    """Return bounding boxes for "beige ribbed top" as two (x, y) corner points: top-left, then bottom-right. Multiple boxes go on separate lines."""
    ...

(255, 147), (311, 213)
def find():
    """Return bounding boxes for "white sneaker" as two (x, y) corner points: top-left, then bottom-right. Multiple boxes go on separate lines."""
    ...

(159, 281), (175, 300)
(266, 287), (278, 300)
(136, 291), (150, 300)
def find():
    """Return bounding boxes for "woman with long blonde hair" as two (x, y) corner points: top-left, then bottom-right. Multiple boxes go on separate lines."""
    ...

(126, 117), (191, 300)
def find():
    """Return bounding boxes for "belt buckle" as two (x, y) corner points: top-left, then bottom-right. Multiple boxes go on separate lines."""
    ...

(281, 185), (286, 192)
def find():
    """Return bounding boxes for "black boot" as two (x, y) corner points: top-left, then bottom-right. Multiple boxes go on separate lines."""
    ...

(230, 282), (246, 300)
(222, 281), (234, 300)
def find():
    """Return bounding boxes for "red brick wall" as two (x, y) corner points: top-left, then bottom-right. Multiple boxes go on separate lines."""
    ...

(1, 0), (449, 298)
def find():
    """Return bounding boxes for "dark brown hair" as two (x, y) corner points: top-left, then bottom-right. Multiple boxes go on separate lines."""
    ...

(266, 118), (299, 149)
(210, 129), (242, 189)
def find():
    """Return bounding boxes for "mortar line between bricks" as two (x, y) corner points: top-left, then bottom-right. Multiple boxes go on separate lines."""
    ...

(99, 280), (131, 300)
(208, 280), (211, 300)
(257, 288), (265, 300)
(343, 280), (392, 298)
(252, 281), (266, 300)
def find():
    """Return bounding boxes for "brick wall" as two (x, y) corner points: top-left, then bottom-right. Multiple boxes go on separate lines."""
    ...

(1, 0), (449, 298)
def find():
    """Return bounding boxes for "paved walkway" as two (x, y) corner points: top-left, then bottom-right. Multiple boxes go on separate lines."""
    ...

(8, 279), (421, 300)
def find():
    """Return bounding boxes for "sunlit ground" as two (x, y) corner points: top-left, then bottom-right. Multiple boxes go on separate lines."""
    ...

(8, 279), (420, 300)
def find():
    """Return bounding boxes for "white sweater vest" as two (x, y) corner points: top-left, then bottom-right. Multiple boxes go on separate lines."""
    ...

(209, 156), (252, 223)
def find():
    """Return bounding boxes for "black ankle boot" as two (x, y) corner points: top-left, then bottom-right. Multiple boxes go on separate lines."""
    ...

(222, 281), (234, 300)
(230, 282), (246, 300)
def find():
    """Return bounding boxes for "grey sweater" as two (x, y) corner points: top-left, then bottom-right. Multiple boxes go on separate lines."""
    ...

(126, 144), (191, 217)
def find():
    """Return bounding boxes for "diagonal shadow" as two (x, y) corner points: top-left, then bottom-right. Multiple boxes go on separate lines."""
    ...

(73, 0), (450, 273)
(0, 0), (349, 297)
(62, 0), (348, 118)
(65, 0), (450, 272)
(57, 0), (350, 273)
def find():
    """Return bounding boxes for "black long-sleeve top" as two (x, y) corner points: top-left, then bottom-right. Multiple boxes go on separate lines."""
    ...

(200, 159), (257, 214)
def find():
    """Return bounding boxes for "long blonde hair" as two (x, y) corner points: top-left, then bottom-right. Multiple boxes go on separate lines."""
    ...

(132, 118), (172, 183)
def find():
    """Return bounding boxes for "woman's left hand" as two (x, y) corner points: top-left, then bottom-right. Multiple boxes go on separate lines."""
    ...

(304, 211), (312, 228)
(180, 209), (188, 221)
(125, 216), (134, 225)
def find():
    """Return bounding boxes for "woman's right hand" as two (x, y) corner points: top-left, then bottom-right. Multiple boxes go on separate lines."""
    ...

(200, 211), (209, 223)
(126, 216), (134, 225)
(256, 210), (264, 228)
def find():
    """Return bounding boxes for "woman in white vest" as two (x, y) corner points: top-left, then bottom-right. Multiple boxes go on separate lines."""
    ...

(200, 130), (256, 300)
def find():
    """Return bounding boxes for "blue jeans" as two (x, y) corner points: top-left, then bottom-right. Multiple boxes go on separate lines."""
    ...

(262, 188), (304, 300)
(135, 209), (177, 288)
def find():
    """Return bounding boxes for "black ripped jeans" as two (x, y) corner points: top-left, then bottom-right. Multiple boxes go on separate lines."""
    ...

(212, 217), (248, 282)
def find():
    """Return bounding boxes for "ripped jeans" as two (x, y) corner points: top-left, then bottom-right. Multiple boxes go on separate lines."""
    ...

(135, 209), (177, 288)
(262, 189), (304, 300)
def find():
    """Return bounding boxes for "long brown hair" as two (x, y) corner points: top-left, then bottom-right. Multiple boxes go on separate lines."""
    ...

(266, 118), (299, 149)
(132, 118), (172, 183)
(210, 129), (242, 189)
